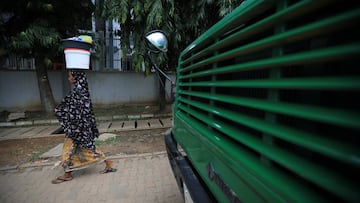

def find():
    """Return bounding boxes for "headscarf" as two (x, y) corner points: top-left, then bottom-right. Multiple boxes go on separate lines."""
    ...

(55, 70), (99, 150)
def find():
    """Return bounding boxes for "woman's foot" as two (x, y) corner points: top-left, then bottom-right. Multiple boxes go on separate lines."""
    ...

(104, 159), (113, 168)
(51, 172), (73, 184)
(99, 167), (117, 174)
(100, 159), (117, 174)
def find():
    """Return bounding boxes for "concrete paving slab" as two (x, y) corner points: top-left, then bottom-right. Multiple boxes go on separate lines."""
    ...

(159, 117), (173, 127)
(121, 120), (136, 130)
(136, 120), (150, 129)
(97, 121), (112, 133)
(40, 143), (63, 158)
(16, 127), (37, 139)
(36, 126), (61, 137)
(0, 126), (62, 140)
(0, 128), (17, 138)
(107, 120), (124, 132)
(0, 115), (173, 141)
(96, 133), (117, 141)
(148, 119), (163, 128)
(17, 126), (56, 138)
(0, 127), (31, 140)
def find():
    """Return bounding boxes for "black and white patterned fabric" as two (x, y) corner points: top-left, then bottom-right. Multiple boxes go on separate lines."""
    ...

(55, 70), (99, 151)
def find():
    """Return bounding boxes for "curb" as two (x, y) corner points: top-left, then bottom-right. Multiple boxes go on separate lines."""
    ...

(0, 113), (172, 127)
(0, 151), (168, 172)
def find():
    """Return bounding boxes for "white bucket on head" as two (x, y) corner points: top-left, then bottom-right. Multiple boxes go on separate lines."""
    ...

(64, 48), (90, 69)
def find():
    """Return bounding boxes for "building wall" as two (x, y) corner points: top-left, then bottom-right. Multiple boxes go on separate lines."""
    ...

(0, 70), (175, 111)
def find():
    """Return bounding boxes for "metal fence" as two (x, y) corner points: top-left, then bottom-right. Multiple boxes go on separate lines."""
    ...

(1, 55), (36, 70)
(0, 37), (134, 72)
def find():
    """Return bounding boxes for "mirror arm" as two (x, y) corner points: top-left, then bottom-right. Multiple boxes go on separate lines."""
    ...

(147, 51), (175, 85)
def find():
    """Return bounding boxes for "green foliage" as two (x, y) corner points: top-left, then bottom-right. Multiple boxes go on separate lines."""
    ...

(95, 0), (244, 72)
(10, 20), (60, 54)
(0, 0), (94, 65)
(147, 0), (164, 27)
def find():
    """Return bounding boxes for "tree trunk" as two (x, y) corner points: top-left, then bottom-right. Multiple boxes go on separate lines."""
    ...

(35, 57), (56, 114)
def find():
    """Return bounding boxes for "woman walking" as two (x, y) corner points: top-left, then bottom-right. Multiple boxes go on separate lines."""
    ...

(52, 70), (116, 184)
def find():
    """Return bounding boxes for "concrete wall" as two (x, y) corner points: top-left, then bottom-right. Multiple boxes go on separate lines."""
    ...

(0, 70), (175, 111)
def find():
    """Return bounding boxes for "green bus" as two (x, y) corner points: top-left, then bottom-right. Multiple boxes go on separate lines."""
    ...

(165, 0), (360, 202)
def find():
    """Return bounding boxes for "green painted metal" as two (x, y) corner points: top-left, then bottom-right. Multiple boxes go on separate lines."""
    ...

(178, 99), (358, 200)
(174, 113), (329, 203)
(179, 90), (360, 130)
(180, 43), (360, 77)
(178, 95), (359, 164)
(179, 77), (360, 90)
(182, 7), (360, 69)
(173, 0), (360, 202)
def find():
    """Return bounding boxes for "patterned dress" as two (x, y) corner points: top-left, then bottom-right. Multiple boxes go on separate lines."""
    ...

(55, 70), (105, 172)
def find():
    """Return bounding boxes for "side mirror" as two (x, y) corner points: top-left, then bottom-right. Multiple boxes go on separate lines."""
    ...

(145, 30), (175, 102)
(145, 30), (168, 53)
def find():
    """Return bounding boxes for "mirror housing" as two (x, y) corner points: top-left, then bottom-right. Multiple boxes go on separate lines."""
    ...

(145, 30), (175, 102)
(145, 30), (168, 53)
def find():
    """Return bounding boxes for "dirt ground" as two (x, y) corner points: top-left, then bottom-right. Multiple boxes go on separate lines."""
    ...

(0, 129), (168, 168)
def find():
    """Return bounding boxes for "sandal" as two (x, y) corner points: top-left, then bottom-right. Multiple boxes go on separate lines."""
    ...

(51, 176), (73, 184)
(99, 167), (117, 174)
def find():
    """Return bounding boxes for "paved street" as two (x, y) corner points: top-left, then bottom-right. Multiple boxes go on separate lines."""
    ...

(0, 152), (182, 203)
(0, 115), (183, 203)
